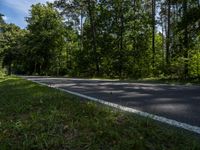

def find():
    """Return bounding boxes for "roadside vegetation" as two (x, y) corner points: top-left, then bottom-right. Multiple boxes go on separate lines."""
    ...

(0, 77), (200, 149)
(0, 1), (200, 80)
(90, 76), (200, 85)
(121, 77), (200, 85)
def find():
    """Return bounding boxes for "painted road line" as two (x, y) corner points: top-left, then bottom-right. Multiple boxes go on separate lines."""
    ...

(27, 79), (200, 135)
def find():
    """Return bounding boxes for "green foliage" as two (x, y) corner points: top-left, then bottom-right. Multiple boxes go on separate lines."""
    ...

(189, 37), (200, 78)
(0, 68), (5, 77)
(1, 1), (200, 79)
(189, 52), (200, 77)
(25, 3), (66, 75)
(0, 23), (26, 75)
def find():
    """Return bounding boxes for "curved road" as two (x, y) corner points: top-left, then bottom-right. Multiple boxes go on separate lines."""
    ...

(24, 76), (200, 127)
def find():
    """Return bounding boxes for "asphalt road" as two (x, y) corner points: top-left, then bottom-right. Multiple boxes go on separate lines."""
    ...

(24, 76), (200, 127)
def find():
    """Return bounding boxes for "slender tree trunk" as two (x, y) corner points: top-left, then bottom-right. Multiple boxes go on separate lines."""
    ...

(34, 62), (37, 74)
(161, 13), (165, 68)
(80, 9), (83, 51)
(183, 0), (188, 78)
(66, 46), (69, 68)
(166, 0), (171, 71)
(38, 64), (41, 75)
(88, 0), (99, 75)
(132, 0), (136, 74)
(119, 1), (124, 78)
(57, 49), (62, 76)
(152, 0), (156, 70)
(198, 48), (200, 77)
(8, 63), (11, 75)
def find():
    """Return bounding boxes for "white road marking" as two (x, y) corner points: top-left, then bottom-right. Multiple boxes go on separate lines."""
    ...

(27, 78), (200, 135)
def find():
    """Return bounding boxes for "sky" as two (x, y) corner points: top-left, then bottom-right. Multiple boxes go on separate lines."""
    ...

(0, 0), (54, 29)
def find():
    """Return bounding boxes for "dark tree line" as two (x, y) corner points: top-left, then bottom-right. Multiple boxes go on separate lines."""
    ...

(0, 0), (200, 79)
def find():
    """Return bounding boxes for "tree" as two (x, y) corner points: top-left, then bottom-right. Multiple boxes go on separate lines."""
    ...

(0, 23), (25, 75)
(166, 0), (171, 70)
(0, 13), (5, 25)
(152, 0), (156, 70)
(26, 3), (65, 75)
(55, 0), (101, 75)
(1, 0), (200, 79)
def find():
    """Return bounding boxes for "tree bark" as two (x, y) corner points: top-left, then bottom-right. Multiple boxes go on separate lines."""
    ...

(152, 0), (156, 70)
(8, 64), (11, 75)
(166, 0), (171, 70)
(80, 9), (83, 52)
(88, 0), (99, 75)
(119, 1), (124, 78)
(183, 0), (188, 78)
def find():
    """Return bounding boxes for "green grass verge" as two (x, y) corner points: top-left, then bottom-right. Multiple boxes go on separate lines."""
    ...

(90, 77), (200, 86)
(121, 77), (200, 85)
(0, 77), (200, 150)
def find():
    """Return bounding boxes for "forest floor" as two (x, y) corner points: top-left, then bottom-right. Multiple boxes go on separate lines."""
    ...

(0, 76), (200, 149)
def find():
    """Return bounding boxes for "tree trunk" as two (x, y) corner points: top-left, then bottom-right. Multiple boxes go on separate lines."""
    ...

(80, 9), (83, 52)
(152, 0), (156, 70)
(8, 64), (11, 75)
(119, 1), (124, 78)
(183, 0), (188, 79)
(34, 62), (37, 74)
(88, 0), (99, 75)
(166, 0), (171, 71)
(161, 13), (165, 68)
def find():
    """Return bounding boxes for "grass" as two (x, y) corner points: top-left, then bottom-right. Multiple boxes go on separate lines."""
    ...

(89, 76), (200, 86)
(0, 77), (200, 150)
(124, 77), (200, 85)
(46, 74), (200, 85)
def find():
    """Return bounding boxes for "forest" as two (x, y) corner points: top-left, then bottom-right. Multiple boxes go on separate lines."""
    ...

(0, 0), (200, 79)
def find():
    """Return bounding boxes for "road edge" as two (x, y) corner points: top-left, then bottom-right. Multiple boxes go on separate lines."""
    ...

(26, 78), (200, 135)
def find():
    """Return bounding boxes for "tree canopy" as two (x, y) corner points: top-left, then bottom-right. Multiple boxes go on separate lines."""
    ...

(0, 0), (200, 79)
